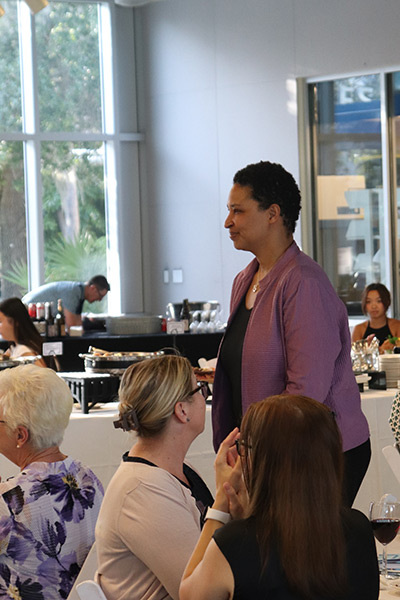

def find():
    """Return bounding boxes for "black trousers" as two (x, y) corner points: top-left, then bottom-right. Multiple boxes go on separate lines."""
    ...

(343, 438), (371, 507)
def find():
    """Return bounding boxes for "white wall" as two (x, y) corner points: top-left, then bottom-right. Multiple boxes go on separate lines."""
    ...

(133, 0), (400, 320)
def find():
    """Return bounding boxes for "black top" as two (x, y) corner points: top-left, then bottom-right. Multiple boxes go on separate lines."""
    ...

(213, 509), (379, 600)
(218, 296), (251, 426)
(122, 453), (214, 527)
(364, 321), (392, 345)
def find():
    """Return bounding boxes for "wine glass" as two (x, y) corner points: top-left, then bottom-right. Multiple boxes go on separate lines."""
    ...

(370, 497), (400, 579)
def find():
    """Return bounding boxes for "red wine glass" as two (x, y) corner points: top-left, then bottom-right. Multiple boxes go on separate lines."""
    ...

(370, 499), (400, 579)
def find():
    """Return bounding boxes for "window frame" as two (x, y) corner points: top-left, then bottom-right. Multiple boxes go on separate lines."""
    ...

(298, 71), (400, 317)
(0, 0), (144, 314)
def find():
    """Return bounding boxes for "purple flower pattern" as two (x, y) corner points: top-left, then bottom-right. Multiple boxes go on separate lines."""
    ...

(0, 459), (103, 599)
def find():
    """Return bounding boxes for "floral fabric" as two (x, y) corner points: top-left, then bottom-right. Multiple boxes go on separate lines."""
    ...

(0, 458), (104, 600)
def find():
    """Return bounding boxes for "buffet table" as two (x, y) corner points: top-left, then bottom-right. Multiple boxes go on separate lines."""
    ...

(0, 331), (224, 372)
(0, 389), (398, 517)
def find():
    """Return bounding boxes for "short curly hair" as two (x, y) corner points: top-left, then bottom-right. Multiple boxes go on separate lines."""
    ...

(233, 161), (301, 234)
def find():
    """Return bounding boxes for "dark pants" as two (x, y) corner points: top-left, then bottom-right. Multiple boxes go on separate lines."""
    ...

(343, 438), (371, 507)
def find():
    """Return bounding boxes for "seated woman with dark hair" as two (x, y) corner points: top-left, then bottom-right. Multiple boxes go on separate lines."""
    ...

(180, 394), (379, 600)
(95, 354), (213, 600)
(0, 364), (104, 599)
(0, 297), (47, 367)
(352, 283), (400, 353)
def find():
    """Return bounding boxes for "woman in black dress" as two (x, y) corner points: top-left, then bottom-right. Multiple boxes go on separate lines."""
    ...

(352, 283), (400, 353)
(180, 394), (379, 600)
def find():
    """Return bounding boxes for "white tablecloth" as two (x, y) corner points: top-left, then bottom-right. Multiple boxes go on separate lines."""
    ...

(354, 389), (400, 516)
(377, 537), (400, 599)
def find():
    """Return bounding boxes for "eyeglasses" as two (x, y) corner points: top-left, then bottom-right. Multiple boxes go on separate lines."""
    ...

(188, 381), (209, 401)
(235, 439), (251, 456)
(95, 286), (108, 300)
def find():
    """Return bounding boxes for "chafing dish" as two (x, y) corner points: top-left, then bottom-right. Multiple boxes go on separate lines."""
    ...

(79, 348), (164, 374)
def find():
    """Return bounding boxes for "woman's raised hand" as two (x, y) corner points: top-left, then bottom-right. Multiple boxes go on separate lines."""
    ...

(223, 458), (248, 520)
(213, 428), (239, 511)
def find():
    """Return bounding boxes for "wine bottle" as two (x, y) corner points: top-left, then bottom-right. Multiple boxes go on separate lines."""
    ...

(45, 302), (57, 338)
(180, 299), (191, 333)
(35, 302), (47, 337)
(55, 299), (66, 337)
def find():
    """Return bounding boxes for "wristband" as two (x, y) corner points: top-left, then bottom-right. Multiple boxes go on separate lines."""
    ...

(205, 507), (231, 524)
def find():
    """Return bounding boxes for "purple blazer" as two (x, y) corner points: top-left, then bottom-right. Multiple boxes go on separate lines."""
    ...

(212, 242), (369, 452)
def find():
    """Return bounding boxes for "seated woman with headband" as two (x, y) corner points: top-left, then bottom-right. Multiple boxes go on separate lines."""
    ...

(95, 354), (213, 600)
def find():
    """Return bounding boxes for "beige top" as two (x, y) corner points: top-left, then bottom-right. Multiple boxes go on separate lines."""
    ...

(95, 460), (202, 600)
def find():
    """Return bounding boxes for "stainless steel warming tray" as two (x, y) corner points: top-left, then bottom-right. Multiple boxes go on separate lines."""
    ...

(79, 347), (164, 374)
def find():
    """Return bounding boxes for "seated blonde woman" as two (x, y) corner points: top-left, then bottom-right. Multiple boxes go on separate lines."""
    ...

(0, 364), (104, 599)
(95, 354), (213, 600)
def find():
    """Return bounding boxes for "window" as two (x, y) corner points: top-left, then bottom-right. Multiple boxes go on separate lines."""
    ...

(0, 0), (140, 314)
(301, 72), (400, 316)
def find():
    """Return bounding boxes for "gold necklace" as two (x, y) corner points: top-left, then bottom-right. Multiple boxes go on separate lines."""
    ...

(252, 271), (260, 293)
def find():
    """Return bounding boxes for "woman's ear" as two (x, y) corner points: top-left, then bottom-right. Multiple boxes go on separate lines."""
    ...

(174, 402), (189, 424)
(16, 425), (29, 447)
(268, 203), (281, 223)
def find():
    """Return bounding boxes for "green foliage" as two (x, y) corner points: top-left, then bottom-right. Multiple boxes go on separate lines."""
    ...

(41, 141), (106, 249)
(2, 234), (107, 311)
(2, 259), (28, 295)
(45, 233), (106, 282)
(0, 2), (107, 300)
(44, 233), (108, 313)
(0, 1), (22, 131)
(36, 3), (101, 133)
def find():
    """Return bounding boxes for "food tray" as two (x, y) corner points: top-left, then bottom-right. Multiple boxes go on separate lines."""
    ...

(79, 350), (164, 375)
(59, 372), (120, 413)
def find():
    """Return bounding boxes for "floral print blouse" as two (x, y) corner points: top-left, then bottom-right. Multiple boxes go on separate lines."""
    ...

(0, 458), (104, 599)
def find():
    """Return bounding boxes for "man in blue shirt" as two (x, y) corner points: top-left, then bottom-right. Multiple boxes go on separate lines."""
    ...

(22, 275), (110, 329)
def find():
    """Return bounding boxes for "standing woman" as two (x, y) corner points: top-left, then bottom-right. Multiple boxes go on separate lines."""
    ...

(212, 161), (370, 506)
(95, 354), (213, 600)
(352, 283), (400, 353)
(0, 297), (47, 367)
(180, 395), (379, 600)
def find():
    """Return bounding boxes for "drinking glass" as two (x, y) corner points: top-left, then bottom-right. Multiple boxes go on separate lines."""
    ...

(370, 499), (400, 579)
